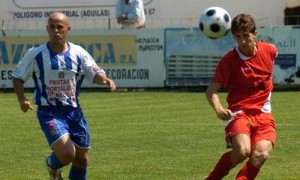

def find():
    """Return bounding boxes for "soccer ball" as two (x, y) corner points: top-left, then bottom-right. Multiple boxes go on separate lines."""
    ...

(199, 7), (231, 39)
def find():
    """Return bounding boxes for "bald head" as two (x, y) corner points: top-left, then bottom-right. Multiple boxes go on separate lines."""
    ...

(47, 12), (71, 52)
(48, 12), (70, 26)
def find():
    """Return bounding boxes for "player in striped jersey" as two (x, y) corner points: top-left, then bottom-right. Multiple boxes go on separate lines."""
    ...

(205, 14), (277, 180)
(12, 12), (116, 180)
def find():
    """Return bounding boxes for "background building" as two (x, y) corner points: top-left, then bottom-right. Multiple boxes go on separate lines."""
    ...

(0, 0), (290, 31)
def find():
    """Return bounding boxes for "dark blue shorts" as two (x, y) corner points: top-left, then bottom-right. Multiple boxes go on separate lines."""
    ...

(37, 106), (90, 149)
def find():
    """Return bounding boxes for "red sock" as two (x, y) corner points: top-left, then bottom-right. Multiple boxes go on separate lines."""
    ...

(236, 162), (260, 180)
(206, 151), (233, 180)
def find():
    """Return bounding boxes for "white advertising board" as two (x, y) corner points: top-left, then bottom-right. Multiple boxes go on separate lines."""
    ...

(164, 26), (300, 87)
(259, 26), (300, 86)
(0, 29), (165, 88)
(7, 0), (159, 20)
(1, 26), (300, 89)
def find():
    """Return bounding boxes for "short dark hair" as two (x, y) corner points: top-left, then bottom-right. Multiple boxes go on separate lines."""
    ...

(231, 14), (256, 35)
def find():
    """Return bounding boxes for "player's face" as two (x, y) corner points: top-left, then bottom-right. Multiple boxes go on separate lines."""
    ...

(47, 14), (70, 46)
(233, 30), (257, 56)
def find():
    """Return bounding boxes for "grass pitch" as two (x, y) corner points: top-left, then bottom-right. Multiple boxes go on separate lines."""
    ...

(0, 91), (299, 179)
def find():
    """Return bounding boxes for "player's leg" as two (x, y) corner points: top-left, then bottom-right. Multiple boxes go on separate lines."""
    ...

(38, 107), (77, 179)
(206, 113), (251, 180)
(46, 135), (76, 180)
(67, 108), (90, 180)
(227, 112), (252, 165)
(250, 139), (274, 167)
(235, 139), (273, 180)
(205, 150), (233, 180)
(230, 134), (251, 165)
(69, 147), (89, 180)
(235, 112), (276, 180)
(38, 109), (77, 166)
(51, 135), (76, 165)
(205, 134), (251, 180)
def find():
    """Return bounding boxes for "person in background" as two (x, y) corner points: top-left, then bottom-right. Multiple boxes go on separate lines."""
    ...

(115, 0), (146, 29)
(205, 14), (277, 180)
(284, 0), (300, 25)
(12, 12), (116, 180)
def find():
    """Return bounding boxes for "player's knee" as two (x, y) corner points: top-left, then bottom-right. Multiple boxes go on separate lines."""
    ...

(232, 146), (251, 164)
(58, 152), (76, 165)
(72, 156), (89, 168)
(250, 151), (269, 167)
(237, 152), (250, 163)
(55, 147), (76, 165)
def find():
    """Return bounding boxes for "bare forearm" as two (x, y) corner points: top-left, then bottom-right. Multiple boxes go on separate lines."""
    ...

(206, 91), (224, 112)
(12, 78), (26, 101)
(206, 82), (233, 120)
(93, 73), (107, 85)
(12, 78), (33, 112)
(93, 73), (116, 91)
(206, 83), (224, 111)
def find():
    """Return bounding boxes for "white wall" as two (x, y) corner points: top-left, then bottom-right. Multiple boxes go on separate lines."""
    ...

(0, 0), (290, 31)
(159, 0), (286, 25)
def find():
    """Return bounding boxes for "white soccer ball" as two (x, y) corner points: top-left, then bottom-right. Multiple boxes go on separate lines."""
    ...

(199, 7), (231, 39)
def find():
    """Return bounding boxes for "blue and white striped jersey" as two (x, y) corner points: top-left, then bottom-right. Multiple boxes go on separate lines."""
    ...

(12, 42), (105, 107)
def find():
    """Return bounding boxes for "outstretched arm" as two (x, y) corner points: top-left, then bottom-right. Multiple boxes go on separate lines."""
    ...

(93, 73), (116, 92)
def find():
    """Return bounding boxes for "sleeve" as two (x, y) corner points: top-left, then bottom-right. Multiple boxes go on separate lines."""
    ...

(269, 43), (278, 61)
(115, 0), (122, 17)
(212, 53), (232, 88)
(127, 0), (143, 20)
(79, 47), (106, 83)
(11, 47), (35, 82)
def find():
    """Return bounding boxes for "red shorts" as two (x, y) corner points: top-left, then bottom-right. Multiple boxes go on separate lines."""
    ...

(225, 110), (276, 147)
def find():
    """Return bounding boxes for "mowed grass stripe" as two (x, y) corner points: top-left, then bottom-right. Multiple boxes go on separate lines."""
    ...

(0, 91), (299, 179)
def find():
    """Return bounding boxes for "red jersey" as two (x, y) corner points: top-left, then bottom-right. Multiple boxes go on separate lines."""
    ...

(212, 42), (278, 112)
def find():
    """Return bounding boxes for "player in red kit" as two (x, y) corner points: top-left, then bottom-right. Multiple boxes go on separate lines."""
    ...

(205, 14), (277, 180)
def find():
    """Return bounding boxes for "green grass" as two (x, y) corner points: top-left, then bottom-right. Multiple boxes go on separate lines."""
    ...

(0, 91), (299, 179)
